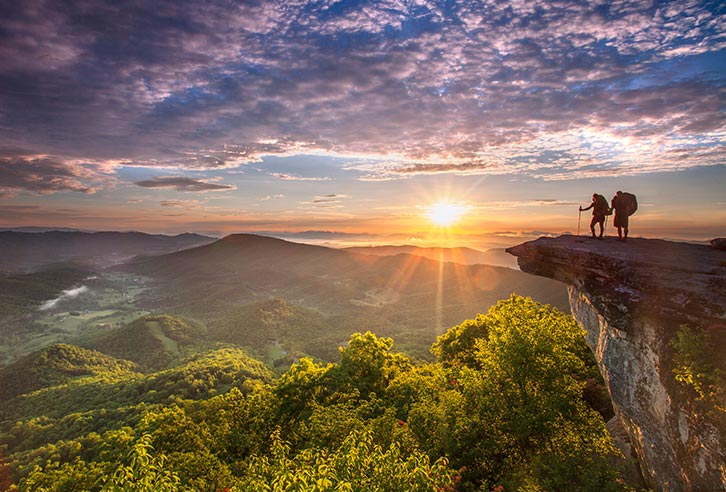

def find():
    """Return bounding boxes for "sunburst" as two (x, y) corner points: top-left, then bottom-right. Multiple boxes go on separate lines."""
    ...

(426, 201), (467, 227)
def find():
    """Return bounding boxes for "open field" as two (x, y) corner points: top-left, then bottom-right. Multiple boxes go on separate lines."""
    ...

(0, 272), (152, 367)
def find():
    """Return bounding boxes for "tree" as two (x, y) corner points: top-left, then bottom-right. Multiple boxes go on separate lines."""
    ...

(421, 296), (623, 491)
(334, 331), (411, 399)
(20, 458), (107, 492)
(671, 324), (726, 411)
(100, 434), (181, 492)
(274, 357), (333, 424)
(236, 428), (456, 492)
(431, 314), (489, 368)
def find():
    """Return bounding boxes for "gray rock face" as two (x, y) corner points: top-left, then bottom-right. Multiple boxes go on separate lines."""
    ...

(507, 235), (726, 492)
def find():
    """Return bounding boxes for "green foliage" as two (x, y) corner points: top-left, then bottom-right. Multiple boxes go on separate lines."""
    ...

(334, 331), (411, 399)
(0, 346), (273, 485)
(217, 385), (277, 463)
(20, 458), (108, 492)
(237, 428), (456, 492)
(475, 296), (591, 450)
(431, 314), (489, 368)
(275, 357), (334, 424)
(671, 325), (725, 411)
(0, 344), (138, 401)
(419, 296), (621, 490)
(85, 315), (205, 371)
(274, 332), (410, 423)
(2, 346), (272, 420)
(136, 406), (235, 489)
(207, 299), (342, 364)
(1, 296), (628, 492)
(100, 434), (181, 492)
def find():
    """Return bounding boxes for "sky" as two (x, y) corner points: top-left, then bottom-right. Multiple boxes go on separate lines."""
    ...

(0, 0), (724, 249)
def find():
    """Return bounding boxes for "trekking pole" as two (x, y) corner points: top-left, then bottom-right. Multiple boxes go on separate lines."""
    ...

(577, 208), (581, 236)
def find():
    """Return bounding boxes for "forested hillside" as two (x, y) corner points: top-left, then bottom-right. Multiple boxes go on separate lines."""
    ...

(121, 234), (569, 359)
(0, 297), (628, 491)
(80, 315), (207, 371)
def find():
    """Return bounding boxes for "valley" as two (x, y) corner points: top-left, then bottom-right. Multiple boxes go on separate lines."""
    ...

(0, 233), (568, 368)
(0, 270), (150, 366)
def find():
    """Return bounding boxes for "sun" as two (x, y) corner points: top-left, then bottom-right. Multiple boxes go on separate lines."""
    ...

(426, 201), (467, 227)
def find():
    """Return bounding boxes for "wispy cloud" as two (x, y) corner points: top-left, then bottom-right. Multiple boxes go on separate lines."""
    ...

(300, 194), (351, 207)
(271, 173), (333, 181)
(134, 176), (236, 192)
(471, 199), (582, 211)
(160, 199), (204, 208)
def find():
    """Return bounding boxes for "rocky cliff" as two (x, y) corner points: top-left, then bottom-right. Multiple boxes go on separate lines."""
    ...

(507, 236), (726, 492)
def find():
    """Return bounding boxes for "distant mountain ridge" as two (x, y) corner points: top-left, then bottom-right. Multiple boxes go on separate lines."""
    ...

(0, 226), (90, 233)
(343, 244), (519, 269)
(0, 230), (215, 272)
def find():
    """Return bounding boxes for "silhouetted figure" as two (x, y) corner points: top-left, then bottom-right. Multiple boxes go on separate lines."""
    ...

(611, 191), (638, 241)
(580, 193), (610, 239)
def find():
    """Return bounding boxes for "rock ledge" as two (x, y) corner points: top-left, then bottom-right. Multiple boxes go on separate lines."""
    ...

(507, 235), (726, 492)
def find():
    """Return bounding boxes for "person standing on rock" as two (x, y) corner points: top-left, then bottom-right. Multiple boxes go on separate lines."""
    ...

(611, 191), (637, 241)
(580, 193), (610, 239)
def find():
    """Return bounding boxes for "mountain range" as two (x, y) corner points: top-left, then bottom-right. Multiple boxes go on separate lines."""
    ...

(343, 244), (519, 268)
(120, 234), (568, 359)
(0, 230), (214, 272)
(0, 230), (568, 366)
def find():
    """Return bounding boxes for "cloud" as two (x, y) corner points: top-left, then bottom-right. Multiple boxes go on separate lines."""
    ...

(271, 173), (332, 181)
(0, 156), (102, 197)
(266, 230), (377, 240)
(0, 205), (41, 211)
(39, 285), (90, 311)
(471, 199), (581, 211)
(313, 194), (349, 203)
(0, 0), (723, 182)
(134, 176), (236, 192)
(300, 194), (351, 208)
(160, 199), (204, 208)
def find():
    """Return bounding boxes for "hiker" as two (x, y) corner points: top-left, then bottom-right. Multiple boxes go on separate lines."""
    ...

(611, 191), (637, 241)
(579, 193), (610, 239)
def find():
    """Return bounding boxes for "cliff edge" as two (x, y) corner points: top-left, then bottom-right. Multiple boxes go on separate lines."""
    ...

(507, 235), (726, 492)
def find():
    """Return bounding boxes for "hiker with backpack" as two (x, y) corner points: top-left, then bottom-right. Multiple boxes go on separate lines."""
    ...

(580, 193), (611, 239)
(611, 191), (638, 241)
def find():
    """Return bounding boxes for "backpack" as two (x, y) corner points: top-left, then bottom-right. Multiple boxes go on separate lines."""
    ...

(621, 192), (638, 216)
(594, 194), (611, 215)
